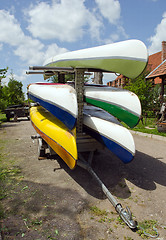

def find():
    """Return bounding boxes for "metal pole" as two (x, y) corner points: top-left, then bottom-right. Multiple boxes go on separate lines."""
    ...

(58, 73), (65, 83)
(77, 159), (137, 229)
(75, 69), (84, 133)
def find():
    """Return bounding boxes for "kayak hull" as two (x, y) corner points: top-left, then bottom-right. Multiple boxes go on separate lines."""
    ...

(84, 85), (141, 128)
(44, 40), (148, 79)
(83, 106), (135, 163)
(30, 106), (77, 169)
(28, 83), (78, 130)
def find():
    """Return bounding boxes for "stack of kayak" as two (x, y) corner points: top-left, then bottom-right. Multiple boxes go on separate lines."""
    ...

(28, 39), (148, 169)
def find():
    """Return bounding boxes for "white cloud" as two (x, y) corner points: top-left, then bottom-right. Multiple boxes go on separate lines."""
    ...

(26, 0), (101, 42)
(0, 10), (25, 46)
(95, 0), (121, 24)
(0, 9), (69, 65)
(15, 71), (27, 82)
(94, 0), (128, 43)
(102, 25), (128, 44)
(14, 38), (45, 65)
(148, 12), (166, 54)
(117, 25), (128, 39)
(44, 43), (68, 61)
(0, 10), (44, 64)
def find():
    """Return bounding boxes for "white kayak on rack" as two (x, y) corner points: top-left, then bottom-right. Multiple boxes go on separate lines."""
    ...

(27, 83), (78, 130)
(84, 84), (141, 128)
(83, 105), (135, 163)
(44, 39), (148, 79)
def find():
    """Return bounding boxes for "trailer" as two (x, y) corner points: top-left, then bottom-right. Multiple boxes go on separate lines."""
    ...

(4, 104), (29, 122)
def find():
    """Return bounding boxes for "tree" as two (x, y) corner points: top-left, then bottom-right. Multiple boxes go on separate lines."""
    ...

(0, 71), (25, 111)
(0, 68), (8, 85)
(5, 72), (25, 105)
(124, 71), (154, 114)
(49, 73), (74, 83)
(0, 67), (8, 111)
(48, 72), (90, 83)
(151, 84), (161, 110)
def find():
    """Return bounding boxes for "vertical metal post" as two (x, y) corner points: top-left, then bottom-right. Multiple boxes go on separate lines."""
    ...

(93, 72), (103, 84)
(75, 69), (84, 133)
(160, 76), (165, 104)
(58, 73), (65, 83)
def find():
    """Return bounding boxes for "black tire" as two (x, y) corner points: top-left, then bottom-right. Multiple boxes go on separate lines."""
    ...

(6, 115), (10, 122)
(38, 138), (46, 159)
(14, 115), (18, 122)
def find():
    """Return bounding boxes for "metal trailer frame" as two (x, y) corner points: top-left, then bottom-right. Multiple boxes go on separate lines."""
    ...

(28, 66), (137, 230)
(4, 105), (29, 122)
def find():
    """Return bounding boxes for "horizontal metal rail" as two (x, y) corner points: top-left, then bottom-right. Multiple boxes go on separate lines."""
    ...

(26, 71), (55, 75)
(29, 66), (74, 71)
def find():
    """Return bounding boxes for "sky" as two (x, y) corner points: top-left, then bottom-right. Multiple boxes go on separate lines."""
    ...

(0, 0), (166, 96)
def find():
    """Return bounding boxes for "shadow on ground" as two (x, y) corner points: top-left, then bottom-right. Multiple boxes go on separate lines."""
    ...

(1, 179), (86, 240)
(52, 147), (166, 200)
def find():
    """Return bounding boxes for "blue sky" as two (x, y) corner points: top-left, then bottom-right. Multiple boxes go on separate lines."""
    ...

(0, 0), (166, 95)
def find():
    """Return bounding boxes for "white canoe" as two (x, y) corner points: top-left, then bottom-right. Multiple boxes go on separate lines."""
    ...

(83, 105), (135, 163)
(84, 84), (141, 128)
(28, 83), (78, 130)
(44, 39), (148, 79)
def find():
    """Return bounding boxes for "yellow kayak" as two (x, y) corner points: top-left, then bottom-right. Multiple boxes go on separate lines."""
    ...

(30, 106), (77, 169)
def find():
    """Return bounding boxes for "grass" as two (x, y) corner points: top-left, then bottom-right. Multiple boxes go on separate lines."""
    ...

(123, 117), (166, 137)
(0, 112), (6, 124)
(137, 220), (158, 239)
(0, 139), (61, 239)
(0, 139), (23, 220)
(0, 165), (21, 218)
(89, 206), (108, 216)
(89, 205), (159, 239)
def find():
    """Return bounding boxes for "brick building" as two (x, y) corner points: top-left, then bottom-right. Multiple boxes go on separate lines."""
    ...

(146, 41), (166, 102)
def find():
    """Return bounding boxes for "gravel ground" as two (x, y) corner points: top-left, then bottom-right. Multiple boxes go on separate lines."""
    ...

(0, 118), (166, 240)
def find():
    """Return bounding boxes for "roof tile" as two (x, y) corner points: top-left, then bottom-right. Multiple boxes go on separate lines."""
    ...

(146, 59), (166, 79)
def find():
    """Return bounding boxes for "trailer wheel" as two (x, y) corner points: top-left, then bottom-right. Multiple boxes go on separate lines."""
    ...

(38, 137), (47, 160)
(6, 114), (10, 122)
(14, 115), (18, 122)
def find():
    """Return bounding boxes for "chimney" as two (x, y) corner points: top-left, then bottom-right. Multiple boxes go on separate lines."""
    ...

(162, 41), (166, 61)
